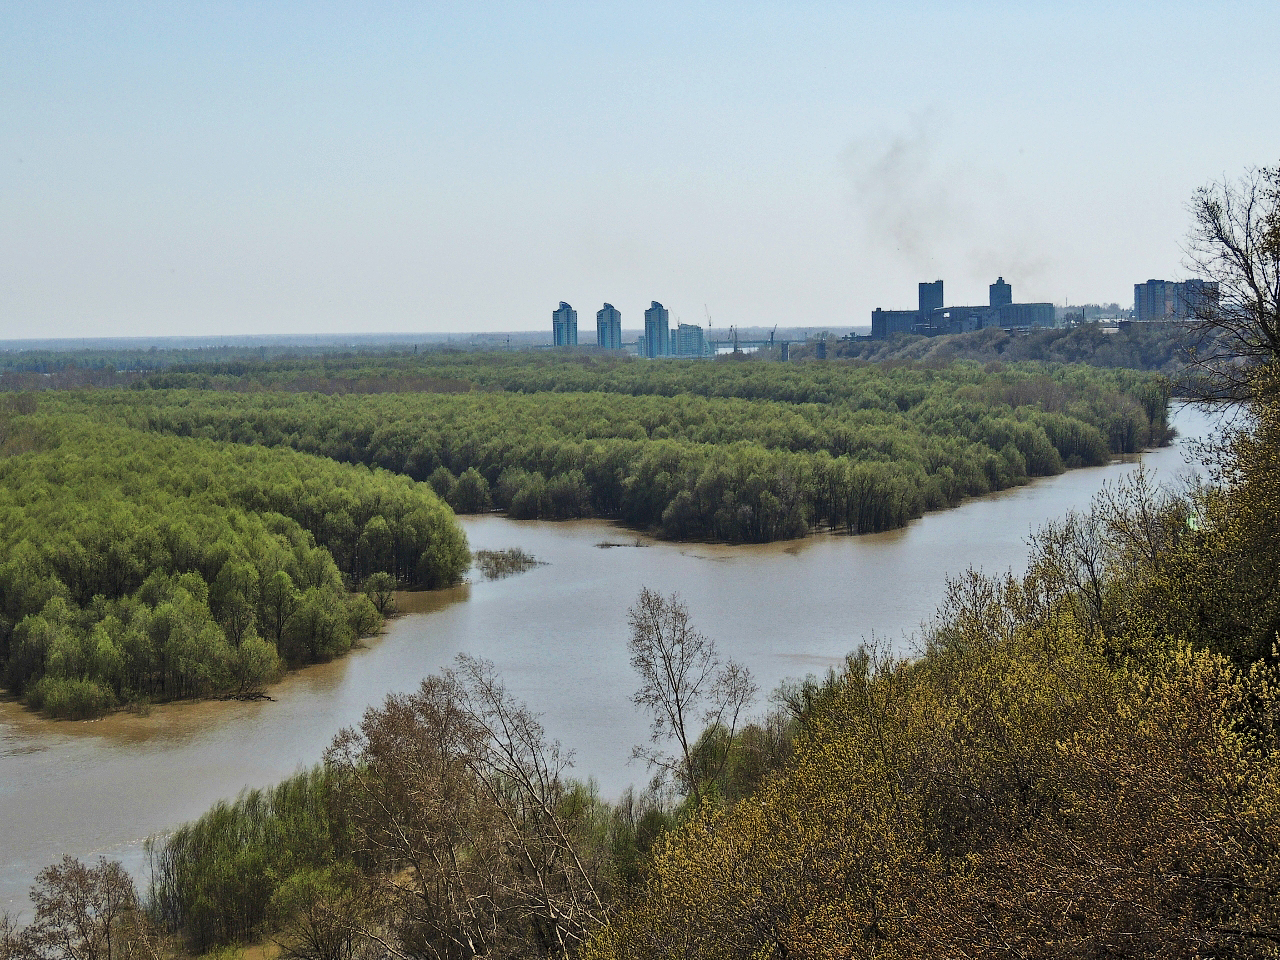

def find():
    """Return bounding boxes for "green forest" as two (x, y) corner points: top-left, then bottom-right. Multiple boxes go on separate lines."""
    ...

(72, 358), (1167, 539)
(0, 398), (469, 718)
(833, 318), (1214, 372)
(9, 376), (1275, 960)
(0, 356), (1172, 720)
(6, 351), (1280, 956)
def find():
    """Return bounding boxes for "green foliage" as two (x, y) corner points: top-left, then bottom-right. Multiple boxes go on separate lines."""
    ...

(24, 675), (118, 720)
(0, 408), (465, 713)
(607, 789), (676, 887)
(267, 864), (367, 960)
(835, 321), (1211, 379)
(1124, 401), (1280, 667)
(360, 572), (396, 616)
(0, 357), (1172, 720)
(37, 355), (1171, 544)
(588, 610), (1280, 959)
(426, 465), (456, 503)
(148, 767), (342, 953)
(586, 398), (1280, 958)
(450, 466), (493, 513)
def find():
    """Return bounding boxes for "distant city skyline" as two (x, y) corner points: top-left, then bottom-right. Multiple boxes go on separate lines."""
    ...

(2, 3), (1277, 340)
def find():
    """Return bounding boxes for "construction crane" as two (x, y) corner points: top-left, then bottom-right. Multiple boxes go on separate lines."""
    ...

(769, 325), (777, 348)
(705, 304), (712, 329)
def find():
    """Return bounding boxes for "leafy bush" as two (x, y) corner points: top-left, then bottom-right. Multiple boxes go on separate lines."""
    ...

(25, 675), (117, 719)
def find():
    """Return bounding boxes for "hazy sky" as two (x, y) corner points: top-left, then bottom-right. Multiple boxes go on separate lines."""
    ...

(3, 1), (1277, 339)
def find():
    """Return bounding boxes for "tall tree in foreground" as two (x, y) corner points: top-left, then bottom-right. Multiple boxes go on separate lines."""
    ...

(325, 655), (609, 959)
(18, 858), (154, 960)
(627, 589), (756, 806)
(1184, 163), (1280, 403)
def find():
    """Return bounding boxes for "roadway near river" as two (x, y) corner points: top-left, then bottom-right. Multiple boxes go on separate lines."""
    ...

(0, 404), (1225, 915)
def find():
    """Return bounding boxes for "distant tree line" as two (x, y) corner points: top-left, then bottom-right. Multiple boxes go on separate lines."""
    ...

(835, 320), (1221, 377)
(0, 315), (1199, 398)
(45, 360), (1171, 543)
(114, 346), (1179, 397)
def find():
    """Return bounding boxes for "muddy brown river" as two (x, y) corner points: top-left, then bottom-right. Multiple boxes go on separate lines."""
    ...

(0, 404), (1224, 913)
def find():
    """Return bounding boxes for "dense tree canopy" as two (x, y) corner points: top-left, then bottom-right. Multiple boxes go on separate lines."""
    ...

(0, 356), (1173, 720)
(587, 633), (1280, 959)
(836, 320), (1212, 374)
(0, 406), (469, 717)
(33, 357), (1172, 544)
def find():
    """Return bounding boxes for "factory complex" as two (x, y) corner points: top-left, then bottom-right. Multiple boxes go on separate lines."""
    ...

(871, 278), (1055, 339)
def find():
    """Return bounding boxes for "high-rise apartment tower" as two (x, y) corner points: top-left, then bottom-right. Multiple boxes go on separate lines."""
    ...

(1134, 279), (1219, 322)
(643, 301), (670, 358)
(597, 303), (622, 349)
(675, 323), (706, 357)
(552, 302), (578, 346)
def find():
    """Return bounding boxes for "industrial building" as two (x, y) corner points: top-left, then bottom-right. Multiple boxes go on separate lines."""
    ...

(552, 302), (578, 346)
(1134, 279), (1219, 322)
(871, 277), (1054, 338)
(920, 280), (944, 315)
(596, 303), (622, 349)
(871, 309), (924, 339)
(989, 277), (1011, 308)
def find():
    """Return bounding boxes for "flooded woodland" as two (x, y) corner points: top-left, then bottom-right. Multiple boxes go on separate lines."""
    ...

(0, 404), (1219, 913)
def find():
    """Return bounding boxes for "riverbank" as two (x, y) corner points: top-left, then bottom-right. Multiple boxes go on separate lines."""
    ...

(0, 580), (498, 732)
(0, 403), (1220, 914)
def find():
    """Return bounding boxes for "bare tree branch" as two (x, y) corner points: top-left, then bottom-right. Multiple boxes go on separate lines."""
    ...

(1183, 164), (1280, 403)
(324, 658), (608, 959)
(627, 588), (756, 805)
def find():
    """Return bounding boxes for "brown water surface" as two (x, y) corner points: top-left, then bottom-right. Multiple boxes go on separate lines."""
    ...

(0, 404), (1222, 913)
